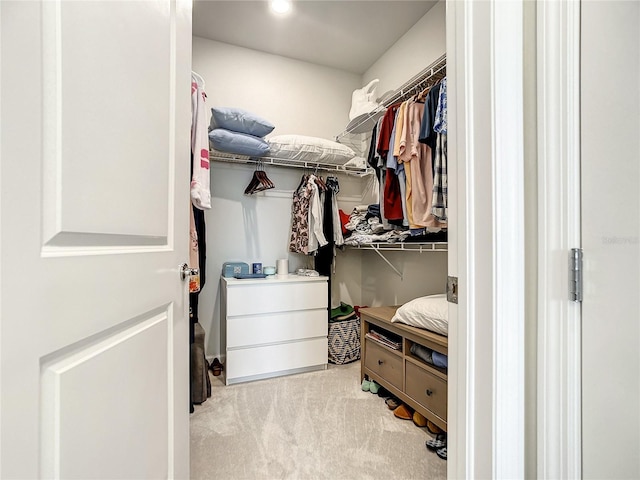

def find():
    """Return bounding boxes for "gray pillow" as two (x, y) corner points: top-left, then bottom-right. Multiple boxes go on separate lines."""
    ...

(208, 128), (270, 157)
(209, 107), (275, 138)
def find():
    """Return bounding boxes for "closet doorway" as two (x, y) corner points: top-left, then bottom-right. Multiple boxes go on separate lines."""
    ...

(190, 0), (451, 478)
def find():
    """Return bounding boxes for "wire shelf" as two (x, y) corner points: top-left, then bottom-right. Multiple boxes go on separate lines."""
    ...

(209, 150), (374, 176)
(336, 54), (447, 140)
(346, 242), (448, 253)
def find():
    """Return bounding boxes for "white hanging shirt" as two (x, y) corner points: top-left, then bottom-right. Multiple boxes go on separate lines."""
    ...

(191, 72), (211, 209)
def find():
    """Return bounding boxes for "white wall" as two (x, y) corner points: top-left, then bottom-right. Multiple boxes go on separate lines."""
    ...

(192, 37), (365, 358)
(193, 37), (359, 139)
(362, 0), (446, 97)
(360, 251), (448, 306)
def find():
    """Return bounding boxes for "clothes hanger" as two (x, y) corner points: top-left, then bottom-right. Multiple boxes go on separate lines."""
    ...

(244, 161), (274, 194)
(244, 170), (261, 195)
(315, 173), (327, 191)
(418, 84), (431, 102)
(296, 172), (308, 191)
(257, 169), (274, 190)
(255, 161), (274, 192)
(191, 71), (205, 87)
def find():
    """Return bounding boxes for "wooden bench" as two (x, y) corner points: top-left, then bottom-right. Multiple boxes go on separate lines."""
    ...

(360, 306), (448, 431)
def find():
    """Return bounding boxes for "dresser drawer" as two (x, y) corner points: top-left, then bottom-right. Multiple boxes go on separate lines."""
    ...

(227, 309), (327, 348)
(226, 281), (327, 316)
(226, 337), (327, 383)
(405, 361), (447, 420)
(364, 339), (402, 390)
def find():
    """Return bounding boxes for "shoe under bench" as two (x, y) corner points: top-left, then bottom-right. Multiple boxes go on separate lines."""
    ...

(359, 306), (448, 432)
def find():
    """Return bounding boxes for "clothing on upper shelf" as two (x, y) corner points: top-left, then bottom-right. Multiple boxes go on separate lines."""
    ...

(190, 71), (211, 210)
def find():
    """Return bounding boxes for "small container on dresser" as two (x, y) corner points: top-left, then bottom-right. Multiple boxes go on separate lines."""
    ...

(220, 274), (329, 385)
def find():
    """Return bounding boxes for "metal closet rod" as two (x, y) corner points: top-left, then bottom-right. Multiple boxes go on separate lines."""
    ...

(209, 151), (374, 176)
(336, 53), (447, 139)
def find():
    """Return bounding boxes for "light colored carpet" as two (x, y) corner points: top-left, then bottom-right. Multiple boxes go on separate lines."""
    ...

(190, 362), (446, 480)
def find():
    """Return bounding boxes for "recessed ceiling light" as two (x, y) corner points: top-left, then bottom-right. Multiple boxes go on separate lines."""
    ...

(270, 0), (292, 16)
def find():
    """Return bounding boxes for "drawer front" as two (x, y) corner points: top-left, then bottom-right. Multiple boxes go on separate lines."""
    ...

(405, 362), (447, 420)
(227, 281), (327, 316)
(226, 337), (327, 382)
(364, 340), (402, 390)
(227, 309), (327, 348)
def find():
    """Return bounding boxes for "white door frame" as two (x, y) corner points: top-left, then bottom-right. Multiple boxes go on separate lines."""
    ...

(447, 1), (526, 477)
(536, 1), (582, 478)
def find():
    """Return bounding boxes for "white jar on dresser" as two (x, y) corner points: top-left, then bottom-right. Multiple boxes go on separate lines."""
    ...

(220, 274), (329, 385)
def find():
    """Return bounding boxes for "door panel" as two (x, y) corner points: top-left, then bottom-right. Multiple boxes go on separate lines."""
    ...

(581, 2), (640, 478)
(42, 0), (172, 242)
(41, 312), (169, 479)
(0, 1), (192, 478)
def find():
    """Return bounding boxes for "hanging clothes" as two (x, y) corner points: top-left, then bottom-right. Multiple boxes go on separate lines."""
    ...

(383, 108), (404, 222)
(433, 77), (447, 134)
(307, 175), (328, 254)
(315, 176), (342, 317)
(400, 100), (441, 228)
(431, 133), (448, 220)
(189, 203), (200, 294)
(377, 105), (403, 224)
(373, 118), (391, 231)
(430, 77), (448, 221)
(418, 80), (442, 177)
(189, 72), (210, 413)
(387, 108), (409, 226)
(191, 71), (211, 210)
(289, 175), (313, 254)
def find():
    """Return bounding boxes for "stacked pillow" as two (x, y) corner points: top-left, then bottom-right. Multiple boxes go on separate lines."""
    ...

(208, 107), (274, 157)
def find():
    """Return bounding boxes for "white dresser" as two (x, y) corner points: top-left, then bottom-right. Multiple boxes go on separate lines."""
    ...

(220, 274), (329, 385)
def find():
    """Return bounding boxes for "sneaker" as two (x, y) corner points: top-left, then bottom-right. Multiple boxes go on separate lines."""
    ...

(436, 446), (447, 460)
(426, 433), (447, 451)
(361, 379), (371, 392)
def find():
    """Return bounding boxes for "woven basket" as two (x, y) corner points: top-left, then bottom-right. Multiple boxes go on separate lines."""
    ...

(328, 316), (361, 365)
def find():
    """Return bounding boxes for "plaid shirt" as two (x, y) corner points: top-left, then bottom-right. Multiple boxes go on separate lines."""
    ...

(434, 77), (448, 134)
(431, 133), (448, 220)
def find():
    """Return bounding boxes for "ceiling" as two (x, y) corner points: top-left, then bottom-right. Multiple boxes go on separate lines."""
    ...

(192, 1), (438, 74)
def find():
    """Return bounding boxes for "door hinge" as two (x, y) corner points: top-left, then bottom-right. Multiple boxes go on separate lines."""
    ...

(570, 248), (583, 302)
(447, 275), (458, 304)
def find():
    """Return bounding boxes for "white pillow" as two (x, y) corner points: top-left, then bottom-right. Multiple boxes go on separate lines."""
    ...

(391, 294), (448, 336)
(267, 135), (356, 165)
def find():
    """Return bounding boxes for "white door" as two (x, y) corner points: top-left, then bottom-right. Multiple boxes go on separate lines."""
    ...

(0, 1), (192, 478)
(581, 1), (640, 478)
